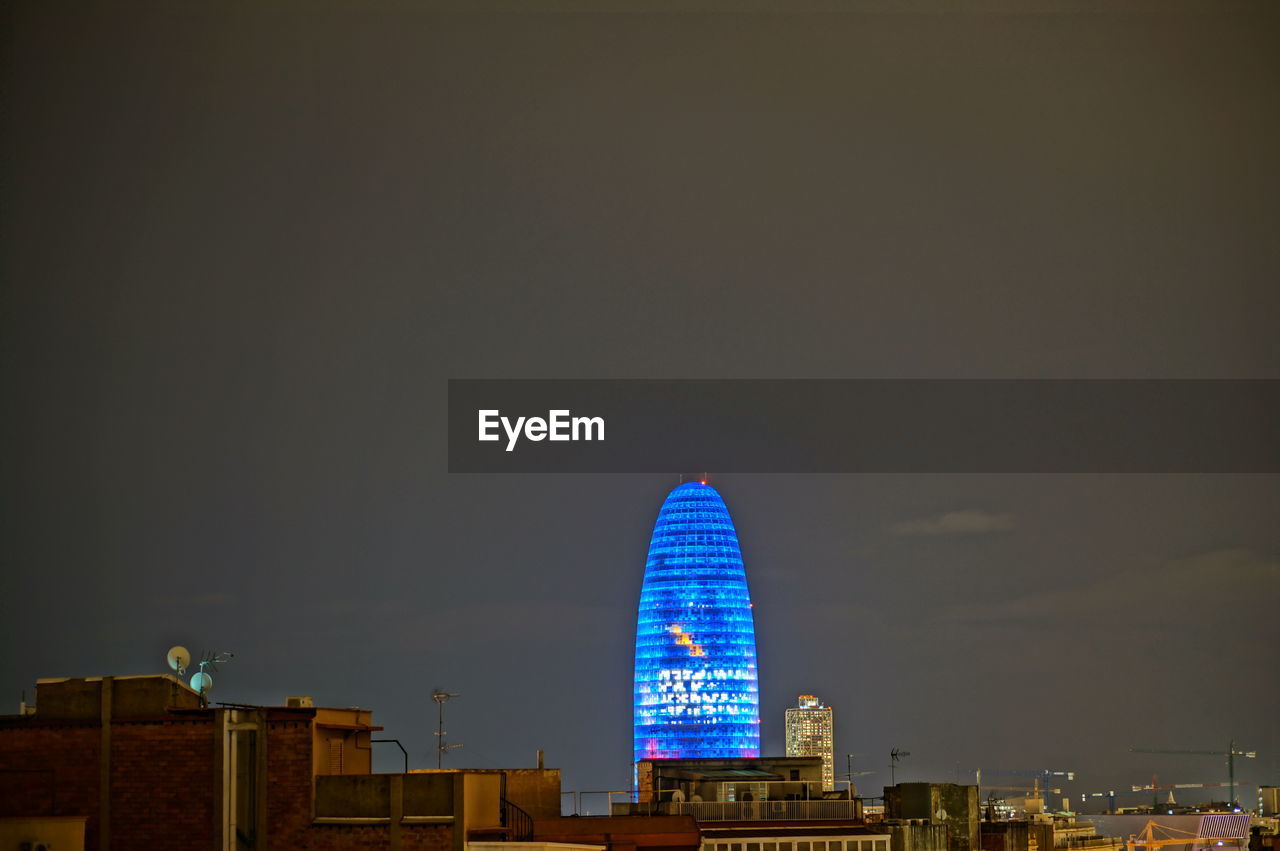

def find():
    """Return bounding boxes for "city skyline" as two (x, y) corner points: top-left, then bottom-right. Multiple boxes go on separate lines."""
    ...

(2, 0), (1277, 811)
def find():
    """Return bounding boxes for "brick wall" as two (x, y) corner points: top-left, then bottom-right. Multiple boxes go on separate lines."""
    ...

(2, 712), (458, 851)
(298, 823), (453, 851)
(263, 718), (315, 848)
(0, 723), (101, 832)
(111, 718), (217, 850)
(264, 718), (456, 851)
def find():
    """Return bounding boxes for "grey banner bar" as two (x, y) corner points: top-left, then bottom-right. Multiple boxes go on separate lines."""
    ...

(447, 379), (1278, 473)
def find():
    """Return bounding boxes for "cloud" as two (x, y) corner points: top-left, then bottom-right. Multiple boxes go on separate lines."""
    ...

(888, 509), (1016, 536)
(943, 547), (1279, 627)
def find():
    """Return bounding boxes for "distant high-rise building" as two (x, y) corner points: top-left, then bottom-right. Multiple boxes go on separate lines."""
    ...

(785, 694), (834, 790)
(633, 481), (761, 763)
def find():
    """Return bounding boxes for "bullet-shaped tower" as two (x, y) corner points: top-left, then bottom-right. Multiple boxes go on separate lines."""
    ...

(633, 481), (760, 762)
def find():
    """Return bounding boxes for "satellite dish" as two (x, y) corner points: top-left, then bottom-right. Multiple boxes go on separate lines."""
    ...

(167, 646), (191, 675)
(190, 672), (213, 694)
(670, 789), (686, 803)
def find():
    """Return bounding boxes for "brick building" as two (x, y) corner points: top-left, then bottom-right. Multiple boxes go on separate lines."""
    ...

(0, 673), (550, 851)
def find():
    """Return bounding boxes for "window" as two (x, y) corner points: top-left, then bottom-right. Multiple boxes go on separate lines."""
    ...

(327, 738), (344, 774)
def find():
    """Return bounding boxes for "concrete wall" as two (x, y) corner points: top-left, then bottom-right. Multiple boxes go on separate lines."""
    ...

(881, 822), (951, 851)
(402, 774), (460, 817)
(313, 725), (374, 775)
(981, 821), (1030, 851)
(886, 785), (980, 851)
(504, 769), (565, 820)
(34, 675), (202, 720)
(316, 775), (395, 818)
(311, 707), (377, 776)
(464, 773), (504, 831)
(411, 768), (564, 821)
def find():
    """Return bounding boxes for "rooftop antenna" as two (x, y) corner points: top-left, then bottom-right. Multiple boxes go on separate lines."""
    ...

(891, 748), (911, 785)
(432, 688), (461, 768)
(189, 650), (233, 707)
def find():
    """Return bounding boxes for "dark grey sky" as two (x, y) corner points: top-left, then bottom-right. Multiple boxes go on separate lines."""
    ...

(2, 0), (1277, 810)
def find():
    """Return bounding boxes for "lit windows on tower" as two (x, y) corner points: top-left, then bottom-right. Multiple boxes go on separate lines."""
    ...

(785, 694), (835, 790)
(633, 482), (761, 763)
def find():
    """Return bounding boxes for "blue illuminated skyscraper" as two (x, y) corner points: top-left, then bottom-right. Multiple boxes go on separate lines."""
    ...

(633, 481), (761, 763)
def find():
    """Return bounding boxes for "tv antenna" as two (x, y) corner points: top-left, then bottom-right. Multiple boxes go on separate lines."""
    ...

(891, 748), (912, 785)
(432, 689), (461, 768)
(189, 650), (233, 707)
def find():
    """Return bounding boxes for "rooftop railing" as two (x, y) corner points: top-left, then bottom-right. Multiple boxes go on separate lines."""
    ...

(672, 799), (860, 821)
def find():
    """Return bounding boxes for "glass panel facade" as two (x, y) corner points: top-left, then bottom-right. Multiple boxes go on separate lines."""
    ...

(633, 482), (761, 761)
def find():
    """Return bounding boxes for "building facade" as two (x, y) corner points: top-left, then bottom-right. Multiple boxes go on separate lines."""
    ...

(634, 482), (761, 763)
(785, 696), (835, 791)
(0, 673), (547, 851)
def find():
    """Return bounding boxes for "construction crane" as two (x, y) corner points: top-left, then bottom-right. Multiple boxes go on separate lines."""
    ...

(985, 782), (1063, 797)
(980, 778), (1064, 817)
(1130, 740), (1256, 806)
(973, 768), (1075, 808)
(1080, 790), (1117, 813)
(1131, 776), (1240, 810)
(973, 768), (1076, 786)
(1126, 819), (1246, 851)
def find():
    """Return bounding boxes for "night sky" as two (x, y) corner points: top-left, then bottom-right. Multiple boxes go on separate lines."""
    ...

(3, 0), (1277, 812)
